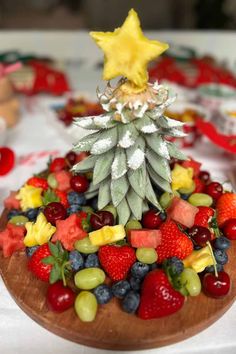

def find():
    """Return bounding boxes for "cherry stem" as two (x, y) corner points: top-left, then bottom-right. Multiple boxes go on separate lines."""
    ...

(206, 241), (218, 278)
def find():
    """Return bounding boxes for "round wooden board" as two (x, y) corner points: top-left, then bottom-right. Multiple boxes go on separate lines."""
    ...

(1, 209), (236, 351)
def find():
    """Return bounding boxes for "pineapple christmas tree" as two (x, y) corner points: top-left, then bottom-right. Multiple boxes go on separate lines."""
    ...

(73, 9), (187, 225)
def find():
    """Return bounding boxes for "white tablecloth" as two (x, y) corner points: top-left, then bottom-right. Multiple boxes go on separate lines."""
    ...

(1, 65), (236, 354)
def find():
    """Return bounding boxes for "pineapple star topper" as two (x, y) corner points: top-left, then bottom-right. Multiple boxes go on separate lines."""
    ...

(90, 8), (169, 91)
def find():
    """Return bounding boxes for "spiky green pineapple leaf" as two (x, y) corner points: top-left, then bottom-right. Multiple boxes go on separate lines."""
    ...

(85, 190), (99, 200)
(157, 116), (184, 129)
(147, 164), (172, 193)
(126, 187), (143, 220)
(134, 115), (158, 134)
(166, 141), (188, 160)
(74, 116), (99, 130)
(73, 132), (100, 152)
(145, 134), (170, 160)
(93, 114), (117, 129)
(111, 147), (127, 180)
(118, 122), (139, 148)
(111, 175), (129, 207)
(91, 126), (118, 155)
(145, 174), (163, 211)
(86, 182), (99, 194)
(161, 127), (186, 138)
(126, 136), (145, 170)
(146, 149), (171, 182)
(128, 163), (146, 199)
(93, 150), (114, 185)
(117, 198), (131, 225)
(71, 155), (97, 173)
(98, 178), (111, 209)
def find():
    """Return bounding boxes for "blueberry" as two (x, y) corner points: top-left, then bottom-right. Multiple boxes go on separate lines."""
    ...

(159, 212), (167, 221)
(131, 262), (149, 279)
(67, 191), (86, 206)
(7, 209), (22, 220)
(84, 254), (100, 268)
(26, 246), (39, 258)
(69, 250), (84, 271)
(213, 236), (231, 251)
(93, 284), (113, 304)
(129, 276), (142, 291)
(213, 249), (228, 265)
(180, 194), (189, 200)
(122, 291), (140, 314)
(67, 204), (81, 215)
(112, 280), (131, 299)
(205, 263), (224, 273)
(24, 208), (39, 221)
(194, 244), (202, 251)
(164, 257), (184, 276)
(90, 197), (98, 210)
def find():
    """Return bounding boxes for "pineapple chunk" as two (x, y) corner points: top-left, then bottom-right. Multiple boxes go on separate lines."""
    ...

(171, 164), (193, 191)
(183, 246), (214, 273)
(24, 213), (56, 247)
(16, 184), (43, 211)
(89, 225), (125, 246)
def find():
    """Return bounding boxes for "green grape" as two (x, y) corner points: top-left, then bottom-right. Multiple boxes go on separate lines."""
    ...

(75, 237), (99, 254)
(188, 193), (213, 207)
(9, 215), (29, 226)
(81, 206), (94, 214)
(160, 191), (180, 209)
(47, 173), (58, 189)
(136, 248), (158, 264)
(102, 204), (117, 219)
(125, 219), (142, 233)
(180, 268), (201, 296)
(178, 181), (196, 195)
(74, 291), (98, 322)
(74, 268), (105, 290)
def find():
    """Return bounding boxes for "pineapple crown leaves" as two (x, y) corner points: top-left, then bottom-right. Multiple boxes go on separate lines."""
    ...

(72, 83), (187, 224)
(42, 241), (71, 285)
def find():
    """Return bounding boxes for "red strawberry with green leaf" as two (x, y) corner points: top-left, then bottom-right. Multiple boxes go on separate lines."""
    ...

(194, 206), (214, 227)
(216, 193), (236, 227)
(27, 176), (48, 191)
(98, 245), (136, 281)
(138, 269), (185, 319)
(156, 220), (193, 263)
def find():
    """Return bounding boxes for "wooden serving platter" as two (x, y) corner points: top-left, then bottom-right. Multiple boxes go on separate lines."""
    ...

(1, 209), (236, 351)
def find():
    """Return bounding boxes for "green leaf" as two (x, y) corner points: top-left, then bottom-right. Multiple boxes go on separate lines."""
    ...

(161, 127), (186, 138)
(145, 174), (163, 211)
(74, 116), (99, 130)
(111, 175), (129, 207)
(145, 134), (170, 160)
(128, 163), (146, 199)
(42, 189), (59, 206)
(84, 190), (98, 200)
(93, 114), (116, 129)
(73, 132), (100, 152)
(126, 188), (143, 220)
(147, 164), (172, 193)
(91, 126), (118, 155)
(48, 241), (60, 258)
(86, 182), (99, 194)
(126, 136), (145, 170)
(157, 115), (184, 129)
(146, 148), (171, 182)
(93, 150), (114, 185)
(111, 147), (127, 179)
(49, 264), (61, 284)
(134, 115), (158, 134)
(42, 256), (55, 265)
(98, 179), (111, 209)
(71, 155), (97, 173)
(166, 142), (188, 160)
(117, 198), (131, 225)
(118, 122), (138, 148)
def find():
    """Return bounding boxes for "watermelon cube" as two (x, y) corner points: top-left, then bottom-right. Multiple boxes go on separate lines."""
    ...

(129, 229), (162, 248)
(0, 224), (25, 257)
(54, 170), (71, 192)
(4, 191), (20, 210)
(167, 197), (198, 228)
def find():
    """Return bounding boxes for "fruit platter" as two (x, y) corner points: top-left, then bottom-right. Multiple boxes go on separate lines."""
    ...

(1, 9), (236, 351)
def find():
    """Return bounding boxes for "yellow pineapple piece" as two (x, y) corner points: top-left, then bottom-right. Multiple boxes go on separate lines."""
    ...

(89, 225), (126, 246)
(24, 213), (56, 247)
(183, 246), (214, 273)
(16, 184), (43, 211)
(171, 164), (194, 191)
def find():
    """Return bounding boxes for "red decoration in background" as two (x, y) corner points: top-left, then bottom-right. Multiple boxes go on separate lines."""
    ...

(0, 147), (15, 176)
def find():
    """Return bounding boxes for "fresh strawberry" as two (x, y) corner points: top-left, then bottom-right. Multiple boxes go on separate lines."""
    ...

(98, 245), (136, 281)
(182, 158), (201, 177)
(27, 176), (48, 191)
(138, 269), (185, 319)
(194, 206), (214, 227)
(193, 177), (205, 193)
(156, 220), (193, 263)
(28, 243), (52, 282)
(49, 157), (67, 173)
(216, 193), (236, 227)
(55, 190), (69, 208)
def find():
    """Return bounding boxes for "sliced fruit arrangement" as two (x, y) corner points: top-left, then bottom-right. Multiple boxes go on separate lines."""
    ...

(0, 153), (235, 322)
